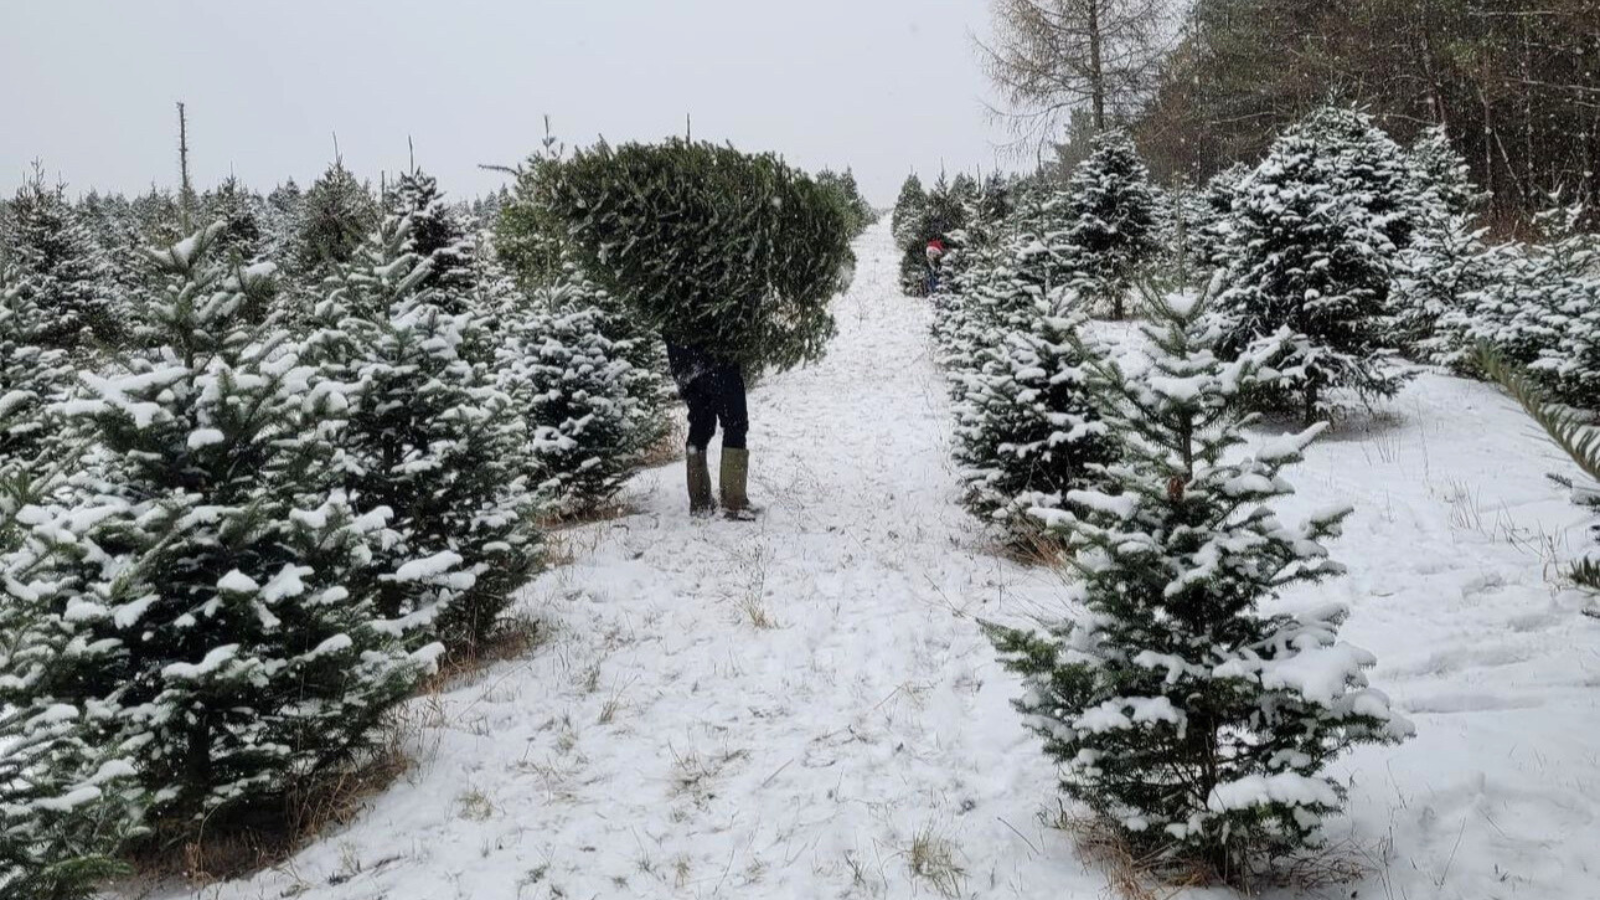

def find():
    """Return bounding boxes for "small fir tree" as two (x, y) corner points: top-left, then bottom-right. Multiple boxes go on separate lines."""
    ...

(985, 290), (1413, 879)
(1406, 125), (1481, 222)
(261, 179), (304, 262)
(497, 277), (664, 513)
(200, 176), (264, 262)
(1392, 213), (1496, 365)
(952, 290), (1113, 536)
(0, 259), (81, 516)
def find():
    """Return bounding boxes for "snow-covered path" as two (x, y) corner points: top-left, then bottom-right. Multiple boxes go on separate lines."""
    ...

(138, 221), (1599, 900)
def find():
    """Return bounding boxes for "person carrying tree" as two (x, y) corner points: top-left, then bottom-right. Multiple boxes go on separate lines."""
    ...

(539, 139), (855, 521)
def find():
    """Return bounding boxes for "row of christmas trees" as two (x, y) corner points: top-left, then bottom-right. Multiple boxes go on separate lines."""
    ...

(908, 108), (1600, 548)
(0, 163), (671, 897)
(910, 109), (1596, 883)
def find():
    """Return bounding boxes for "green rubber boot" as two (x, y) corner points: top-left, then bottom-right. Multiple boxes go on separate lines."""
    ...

(686, 448), (715, 517)
(719, 448), (759, 521)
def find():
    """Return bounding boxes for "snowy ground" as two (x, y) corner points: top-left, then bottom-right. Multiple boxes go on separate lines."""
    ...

(128, 221), (1599, 900)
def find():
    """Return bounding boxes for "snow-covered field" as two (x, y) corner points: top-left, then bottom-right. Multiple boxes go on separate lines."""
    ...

(130, 221), (1598, 900)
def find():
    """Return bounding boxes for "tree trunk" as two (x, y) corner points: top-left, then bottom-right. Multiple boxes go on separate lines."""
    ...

(1089, 0), (1106, 131)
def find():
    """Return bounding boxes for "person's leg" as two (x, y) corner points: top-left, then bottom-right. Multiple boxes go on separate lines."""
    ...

(716, 364), (749, 451)
(714, 364), (755, 519)
(668, 343), (718, 515)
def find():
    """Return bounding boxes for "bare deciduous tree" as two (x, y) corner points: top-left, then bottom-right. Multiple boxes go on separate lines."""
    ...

(977, 0), (1177, 147)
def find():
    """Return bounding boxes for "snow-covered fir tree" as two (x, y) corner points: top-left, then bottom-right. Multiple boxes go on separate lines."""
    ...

(1392, 213), (1496, 366)
(1457, 203), (1600, 410)
(1186, 163), (1249, 278)
(985, 289), (1413, 880)
(294, 160), (378, 281)
(1389, 125), (1492, 361)
(497, 274), (665, 513)
(1057, 131), (1160, 319)
(952, 288), (1112, 537)
(200, 175), (264, 262)
(261, 179), (304, 262)
(44, 222), (434, 827)
(890, 174), (927, 250)
(0, 503), (145, 900)
(5, 166), (116, 351)
(308, 216), (540, 651)
(1004, 177), (1086, 299)
(0, 258), (81, 516)
(387, 168), (477, 297)
(1215, 107), (1416, 422)
(1406, 125), (1481, 222)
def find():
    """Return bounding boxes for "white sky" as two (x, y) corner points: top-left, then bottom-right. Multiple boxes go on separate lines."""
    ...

(2, 0), (1012, 206)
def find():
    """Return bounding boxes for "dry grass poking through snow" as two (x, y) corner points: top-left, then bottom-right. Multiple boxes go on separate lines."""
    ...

(1058, 811), (1371, 900)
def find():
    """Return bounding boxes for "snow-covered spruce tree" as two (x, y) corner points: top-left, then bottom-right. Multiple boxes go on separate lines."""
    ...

(47, 222), (434, 829)
(1058, 132), (1160, 319)
(200, 175), (264, 263)
(890, 174), (928, 250)
(309, 216), (540, 652)
(261, 179), (304, 262)
(1005, 178), (1089, 300)
(0, 259), (82, 516)
(1215, 108), (1417, 423)
(293, 160), (379, 282)
(6, 165), (117, 351)
(1457, 203), (1600, 411)
(1392, 214), (1496, 366)
(936, 229), (1061, 407)
(388, 168), (477, 297)
(985, 290), (1413, 880)
(1406, 125), (1482, 222)
(497, 278), (663, 513)
(1389, 126), (1491, 360)
(0, 505), (145, 900)
(1185, 164), (1249, 279)
(952, 289), (1113, 537)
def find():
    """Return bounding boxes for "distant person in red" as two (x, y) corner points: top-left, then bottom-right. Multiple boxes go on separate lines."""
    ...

(925, 238), (947, 294)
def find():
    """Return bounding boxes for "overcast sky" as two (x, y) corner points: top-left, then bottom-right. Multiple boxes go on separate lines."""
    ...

(2, 0), (1013, 206)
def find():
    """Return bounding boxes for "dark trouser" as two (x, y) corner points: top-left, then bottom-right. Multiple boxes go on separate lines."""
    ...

(666, 342), (748, 451)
